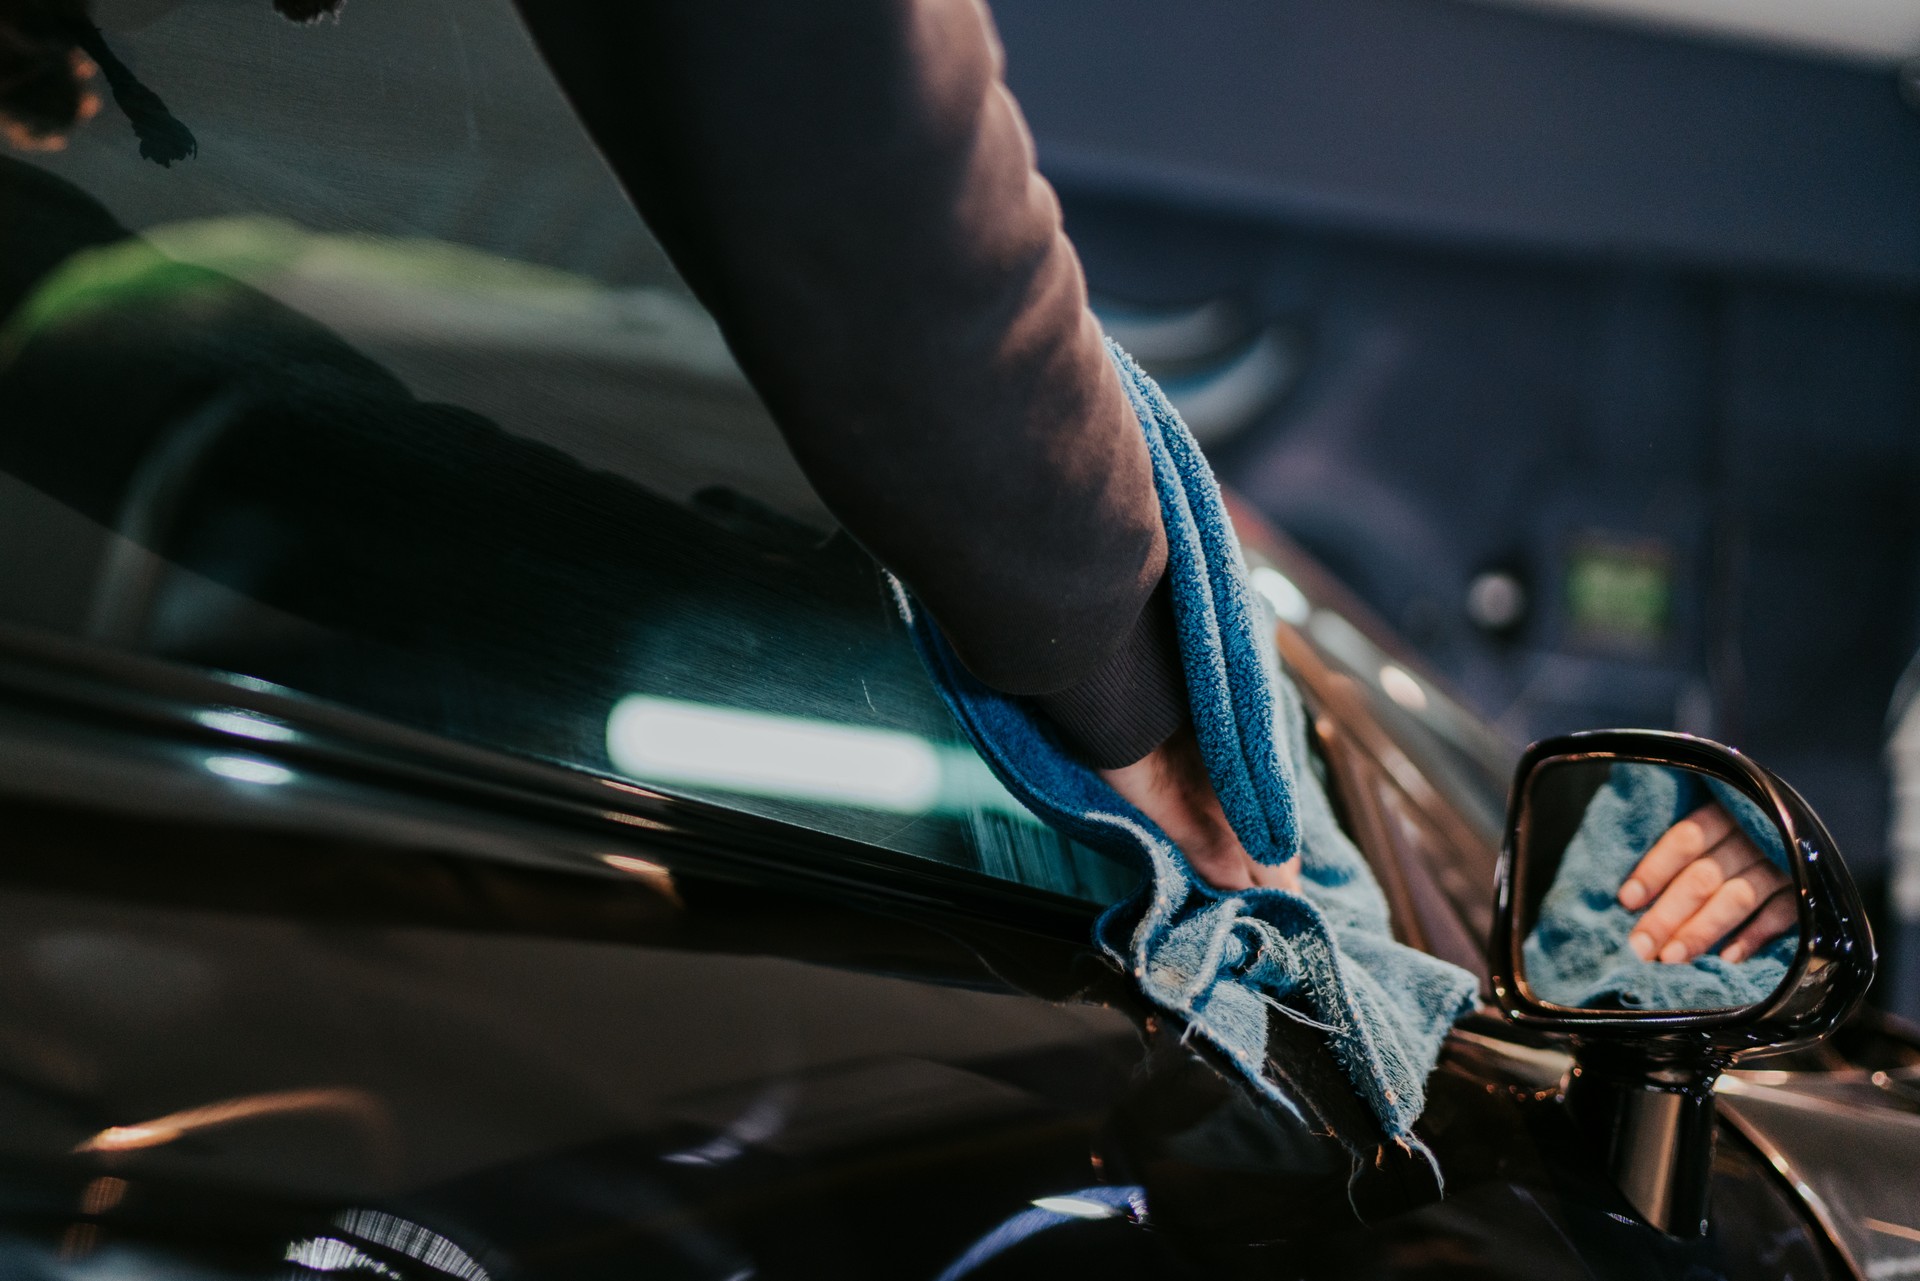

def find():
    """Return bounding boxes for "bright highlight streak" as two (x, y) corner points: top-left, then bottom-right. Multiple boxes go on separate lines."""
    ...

(286, 1237), (402, 1278)
(602, 853), (670, 878)
(332, 1210), (491, 1281)
(936, 1186), (1145, 1280)
(76, 1089), (388, 1154)
(205, 755), (294, 785)
(81, 1125), (173, 1152)
(1864, 1217), (1920, 1244)
(195, 709), (296, 742)
(600, 853), (683, 908)
(607, 697), (941, 812)
(1250, 566), (1311, 625)
(1378, 665), (1430, 712)
(1030, 1196), (1120, 1219)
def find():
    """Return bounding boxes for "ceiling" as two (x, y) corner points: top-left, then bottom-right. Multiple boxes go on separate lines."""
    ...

(1473, 0), (1920, 64)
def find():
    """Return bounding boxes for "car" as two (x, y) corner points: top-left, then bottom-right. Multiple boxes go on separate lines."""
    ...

(0, 2), (1914, 1277)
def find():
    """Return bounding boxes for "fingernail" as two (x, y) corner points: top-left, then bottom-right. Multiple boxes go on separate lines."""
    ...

(1628, 932), (1654, 961)
(1660, 940), (1690, 964)
(1618, 879), (1647, 910)
(1721, 944), (1747, 964)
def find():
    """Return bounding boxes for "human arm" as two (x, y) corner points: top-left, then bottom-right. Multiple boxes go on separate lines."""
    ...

(511, 0), (1302, 888)
(510, 0), (1182, 764)
(0, 1), (1294, 888)
(508, 0), (1293, 888)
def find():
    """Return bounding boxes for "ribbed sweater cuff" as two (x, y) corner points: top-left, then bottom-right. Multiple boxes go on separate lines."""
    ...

(1034, 576), (1188, 769)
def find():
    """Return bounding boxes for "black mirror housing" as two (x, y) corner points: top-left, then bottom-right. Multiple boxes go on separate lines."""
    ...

(1489, 729), (1876, 1235)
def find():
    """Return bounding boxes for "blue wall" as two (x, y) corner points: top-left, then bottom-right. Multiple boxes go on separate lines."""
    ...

(998, 0), (1920, 284)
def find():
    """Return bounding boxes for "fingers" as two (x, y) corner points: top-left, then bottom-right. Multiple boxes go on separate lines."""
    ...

(1717, 888), (1798, 964)
(1100, 728), (1278, 893)
(1626, 821), (1776, 963)
(1618, 803), (1736, 911)
(1615, 800), (1801, 965)
(1183, 843), (1255, 890)
(1249, 856), (1302, 895)
(1653, 858), (1791, 964)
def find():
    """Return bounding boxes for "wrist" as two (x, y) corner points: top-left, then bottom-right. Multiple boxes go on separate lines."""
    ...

(1034, 574), (1186, 768)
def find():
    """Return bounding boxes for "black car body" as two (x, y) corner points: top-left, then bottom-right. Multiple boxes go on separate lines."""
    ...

(0, 2), (1915, 1277)
(0, 524), (1914, 1280)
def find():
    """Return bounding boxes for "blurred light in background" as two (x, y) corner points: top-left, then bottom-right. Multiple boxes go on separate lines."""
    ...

(1476, 0), (1920, 64)
(1565, 536), (1672, 652)
(1251, 565), (1312, 625)
(1380, 664), (1431, 712)
(1465, 570), (1529, 633)
(1093, 296), (1299, 446)
(1150, 328), (1300, 447)
(1095, 297), (1242, 363)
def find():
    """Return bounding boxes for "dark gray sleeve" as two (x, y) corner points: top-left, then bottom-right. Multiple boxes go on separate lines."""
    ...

(512, 0), (1185, 766)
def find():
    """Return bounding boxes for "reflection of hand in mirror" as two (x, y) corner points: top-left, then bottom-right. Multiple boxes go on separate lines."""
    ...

(1618, 802), (1796, 965)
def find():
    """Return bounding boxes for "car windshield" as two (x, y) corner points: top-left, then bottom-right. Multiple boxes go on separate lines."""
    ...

(0, 0), (1138, 903)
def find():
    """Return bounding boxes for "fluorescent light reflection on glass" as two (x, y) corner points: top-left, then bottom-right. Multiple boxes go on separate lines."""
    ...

(606, 696), (1033, 820)
(204, 755), (293, 786)
(195, 708), (296, 742)
(609, 697), (936, 811)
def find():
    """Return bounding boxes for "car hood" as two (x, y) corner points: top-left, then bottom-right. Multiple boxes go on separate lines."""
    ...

(1719, 1072), (1920, 1279)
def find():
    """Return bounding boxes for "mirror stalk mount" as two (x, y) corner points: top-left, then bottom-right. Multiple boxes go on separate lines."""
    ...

(1564, 1045), (1726, 1236)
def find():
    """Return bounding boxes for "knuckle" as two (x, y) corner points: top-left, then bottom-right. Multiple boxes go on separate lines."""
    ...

(1678, 860), (1722, 894)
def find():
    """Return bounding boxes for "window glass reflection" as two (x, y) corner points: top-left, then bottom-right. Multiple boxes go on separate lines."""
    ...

(0, 0), (1134, 904)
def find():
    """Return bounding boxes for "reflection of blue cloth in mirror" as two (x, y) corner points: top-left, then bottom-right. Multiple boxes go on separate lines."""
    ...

(896, 342), (1478, 1165)
(1523, 763), (1797, 1010)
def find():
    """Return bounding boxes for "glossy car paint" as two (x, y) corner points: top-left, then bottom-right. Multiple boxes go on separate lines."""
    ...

(0, 1), (1906, 1262)
(0, 584), (1867, 1279)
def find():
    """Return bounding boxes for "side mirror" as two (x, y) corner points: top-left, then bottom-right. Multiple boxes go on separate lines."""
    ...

(1489, 730), (1875, 1236)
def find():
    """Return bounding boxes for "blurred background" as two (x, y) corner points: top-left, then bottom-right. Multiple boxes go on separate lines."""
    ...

(988, 0), (1920, 1019)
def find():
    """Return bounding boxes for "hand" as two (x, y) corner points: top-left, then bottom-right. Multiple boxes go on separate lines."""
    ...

(1618, 802), (1795, 965)
(1100, 725), (1301, 894)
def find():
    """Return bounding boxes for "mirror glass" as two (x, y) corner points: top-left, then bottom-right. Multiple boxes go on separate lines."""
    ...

(1516, 760), (1802, 1012)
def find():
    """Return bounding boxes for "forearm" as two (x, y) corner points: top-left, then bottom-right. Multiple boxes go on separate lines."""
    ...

(514, 0), (1185, 763)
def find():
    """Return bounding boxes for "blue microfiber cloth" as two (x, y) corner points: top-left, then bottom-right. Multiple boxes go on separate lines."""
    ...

(892, 341), (1479, 1162)
(1524, 763), (1796, 1010)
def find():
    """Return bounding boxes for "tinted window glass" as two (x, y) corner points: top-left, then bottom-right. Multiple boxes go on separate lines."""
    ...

(0, 0), (1135, 903)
